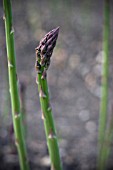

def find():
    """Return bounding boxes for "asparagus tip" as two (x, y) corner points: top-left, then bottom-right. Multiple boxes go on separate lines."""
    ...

(35, 27), (60, 70)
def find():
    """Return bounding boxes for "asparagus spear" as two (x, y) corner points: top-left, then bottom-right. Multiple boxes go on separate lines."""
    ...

(98, 0), (110, 169)
(3, 0), (29, 170)
(35, 27), (62, 170)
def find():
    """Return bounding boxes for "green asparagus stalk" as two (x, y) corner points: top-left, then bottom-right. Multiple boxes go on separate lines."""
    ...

(35, 27), (62, 170)
(98, 0), (110, 169)
(3, 0), (29, 170)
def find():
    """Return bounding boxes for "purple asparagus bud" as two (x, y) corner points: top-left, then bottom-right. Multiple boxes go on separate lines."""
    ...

(35, 27), (59, 70)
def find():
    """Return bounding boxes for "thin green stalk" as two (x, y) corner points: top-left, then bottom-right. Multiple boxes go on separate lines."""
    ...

(98, 0), (110, 169)
(3, 0), (29, 170)
(35, 28), (62, 170)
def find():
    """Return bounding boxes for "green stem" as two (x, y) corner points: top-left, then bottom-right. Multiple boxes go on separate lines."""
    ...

(37, 67), (62, 170)
(98, 0), (110, 169)
(3, 0), (29, 170)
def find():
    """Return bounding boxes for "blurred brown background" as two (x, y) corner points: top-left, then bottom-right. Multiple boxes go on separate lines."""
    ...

(0, 0), (113, 169)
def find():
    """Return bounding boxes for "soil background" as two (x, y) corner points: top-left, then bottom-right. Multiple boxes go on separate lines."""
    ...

(0, 0), (113, 170)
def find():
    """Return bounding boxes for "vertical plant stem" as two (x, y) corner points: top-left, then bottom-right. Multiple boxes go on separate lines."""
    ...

(36, 67), (62, 170)
(98, 0), (110, 169)
(35, 27), (62, 170)
(3, 0), (29, 170)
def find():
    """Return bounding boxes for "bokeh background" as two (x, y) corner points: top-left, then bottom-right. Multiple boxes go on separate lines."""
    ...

(0, 0), (113, 169)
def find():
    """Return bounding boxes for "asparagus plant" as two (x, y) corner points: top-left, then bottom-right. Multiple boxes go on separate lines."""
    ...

(35, 27), (62, 170)
(3, 0), (29, 170)
(98, 0), (110, 169)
